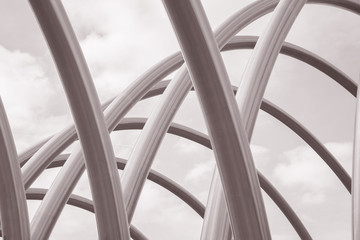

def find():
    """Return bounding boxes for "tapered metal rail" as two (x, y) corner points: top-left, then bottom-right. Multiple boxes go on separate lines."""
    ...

(353, 79), (360, 240)
(120, 65), (192, 221)
(163, 0), (272, 239)
(18, 137), (50, 167)
(203, 0), (306, 239)
(223, 36), (357, 97)
(0, 99), (30, 239)
(236, 0), (306, 135)
(261, 100), (351, 192)
(29, 0), (130, 239)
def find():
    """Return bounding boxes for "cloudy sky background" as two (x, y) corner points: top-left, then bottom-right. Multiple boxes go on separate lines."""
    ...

(0, 0), (359, 239)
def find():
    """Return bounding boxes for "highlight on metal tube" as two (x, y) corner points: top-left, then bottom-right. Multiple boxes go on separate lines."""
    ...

(0, 0), (358, 239)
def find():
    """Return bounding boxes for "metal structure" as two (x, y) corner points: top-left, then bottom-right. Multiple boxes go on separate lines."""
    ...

(0, 0), (359, 239)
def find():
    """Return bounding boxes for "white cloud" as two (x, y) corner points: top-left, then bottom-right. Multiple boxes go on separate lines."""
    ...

(132, 181), (202, 240)
(183, 144), (269, 183)
(0, 45), (61, 151)
(185, 161), (215, 182)
(324, 142), (352, 173)
(274, 145), (331, 189)
(301, 191), (326, 205)
(174, 137), (207, 155)
(61, 0), (180, 103)
(273, 142), (352, 191)
(251, 144), (270, 170)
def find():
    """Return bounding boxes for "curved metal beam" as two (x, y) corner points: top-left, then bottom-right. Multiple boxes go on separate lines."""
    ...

(236, 0), (306, 138)
(223, 36), (356, 97)
(199, 170), (233, 240)
(22, 125), (77, 190)
(309, 0), (360, 15)
(28, 0), (130, 239)
(30, 145), (88, 239)
(121, 0), (279, 227)
(120, 65), (192, 221)
(18, 136), (51, 167)
(0, 99), (30, 239)
(163, 0), (272, 239)
(204, 0), (306, 239)
(261, 99), (351, 192)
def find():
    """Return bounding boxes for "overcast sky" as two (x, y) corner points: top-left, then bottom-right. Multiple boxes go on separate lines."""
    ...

(0, 0), (359, 239)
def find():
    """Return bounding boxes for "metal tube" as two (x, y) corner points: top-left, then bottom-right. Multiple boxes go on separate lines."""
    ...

(29, 0), (130, 239)
(204, 0), (306, 239)
(236, 0), (307, 136)
(261, 100), (351, 192)
(162, 0), (271, 238)
(18, 137), (51, 167)
(0, 99), (30, 239)
(352, 77), (360, 240)
(223, 36), (356, 96)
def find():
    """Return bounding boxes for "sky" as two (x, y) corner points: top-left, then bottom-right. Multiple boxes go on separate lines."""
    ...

(0, 0), (359, 239)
